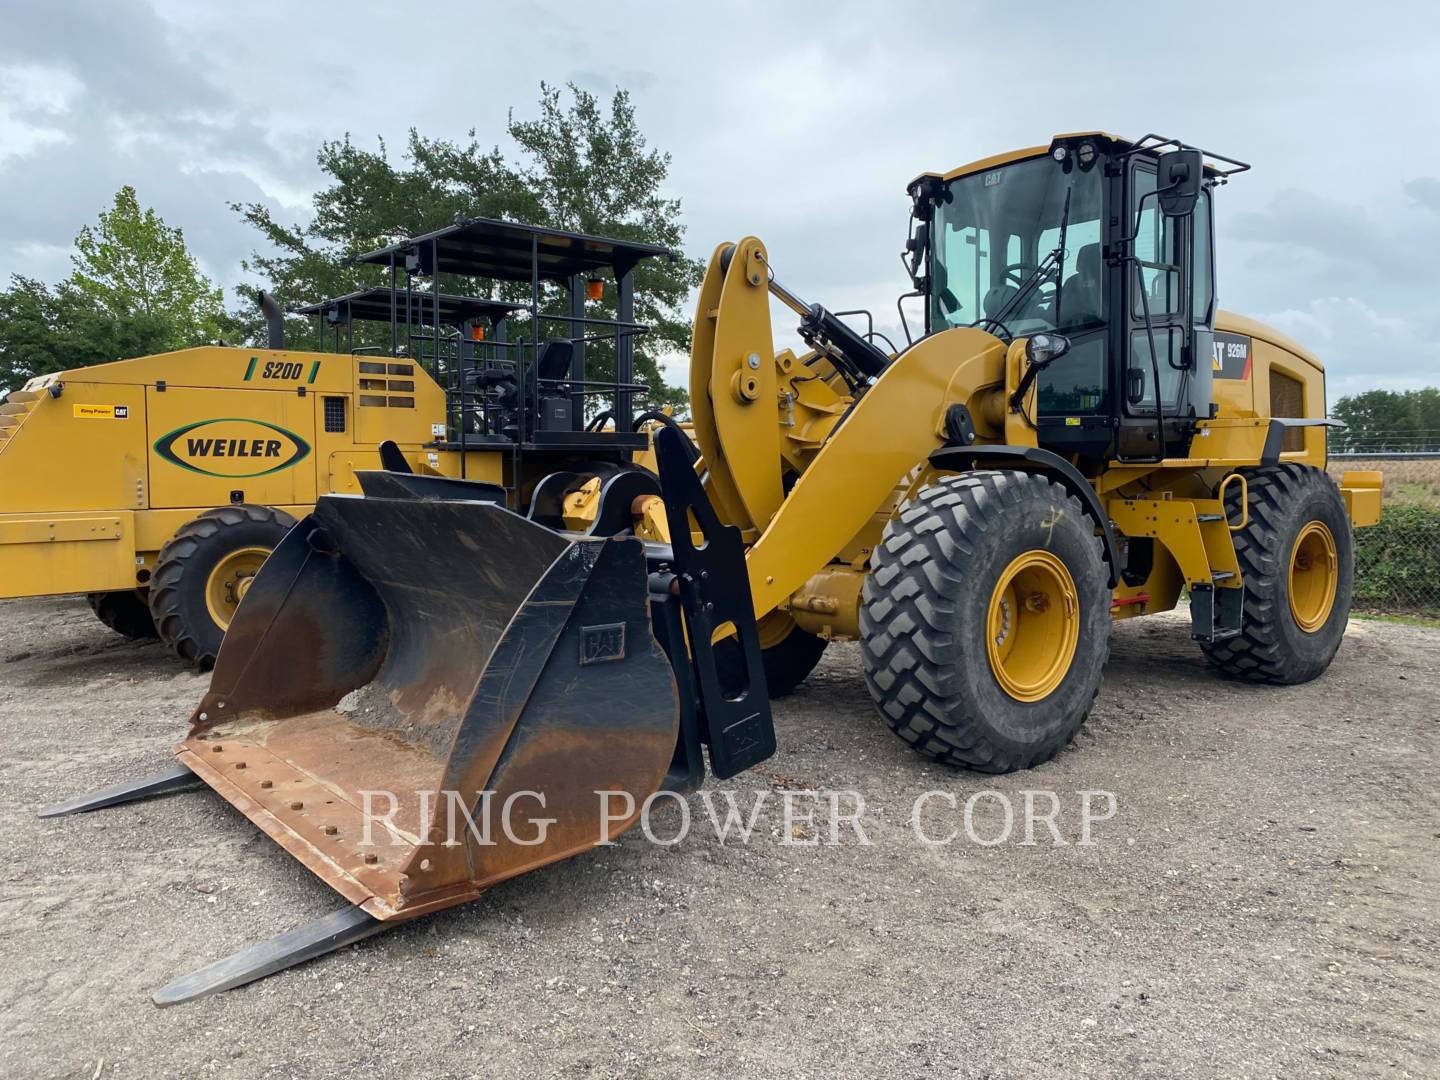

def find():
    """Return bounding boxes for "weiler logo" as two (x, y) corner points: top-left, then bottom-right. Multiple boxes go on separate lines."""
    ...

(154, 418), (310, 478)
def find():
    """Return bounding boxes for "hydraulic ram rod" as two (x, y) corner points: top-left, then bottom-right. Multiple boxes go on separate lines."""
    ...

(723, 243), (891, 379)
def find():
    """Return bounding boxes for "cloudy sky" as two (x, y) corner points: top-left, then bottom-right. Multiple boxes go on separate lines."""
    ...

(2, 0), (1437, 396)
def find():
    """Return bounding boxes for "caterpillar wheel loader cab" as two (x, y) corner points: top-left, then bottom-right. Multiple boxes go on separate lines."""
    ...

(45, 135), (1383, 1004)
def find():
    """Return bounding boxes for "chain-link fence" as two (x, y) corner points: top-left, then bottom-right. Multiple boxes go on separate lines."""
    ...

(1328, 456), (1440, 620)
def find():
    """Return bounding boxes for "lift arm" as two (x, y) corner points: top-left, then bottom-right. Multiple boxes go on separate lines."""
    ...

(686, 237), (1016, 620)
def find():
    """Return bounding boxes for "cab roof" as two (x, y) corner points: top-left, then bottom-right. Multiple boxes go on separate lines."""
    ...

(911, 132), (1247, 188)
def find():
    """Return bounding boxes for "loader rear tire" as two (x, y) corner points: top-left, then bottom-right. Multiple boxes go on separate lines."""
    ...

(716, 614), (828, 698)
(150, 505), (296, 668)
(86, 590), (158, 640)
(860, 471), (1111, 773)
(1200, 463), (1353, 684)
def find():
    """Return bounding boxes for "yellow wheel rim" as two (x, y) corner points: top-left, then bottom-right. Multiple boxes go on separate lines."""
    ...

(1288, 521), (1338, 633)
(986, 550), (1080, 702)
(756, 610), (799, 650)
(204, 546), (270, 631)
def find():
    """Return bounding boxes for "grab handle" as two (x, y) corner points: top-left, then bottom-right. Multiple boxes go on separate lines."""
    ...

(1219, 472), (1249, 532)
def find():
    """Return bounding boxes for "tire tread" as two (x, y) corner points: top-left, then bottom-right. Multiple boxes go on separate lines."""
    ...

(860, 471), (1110, 772)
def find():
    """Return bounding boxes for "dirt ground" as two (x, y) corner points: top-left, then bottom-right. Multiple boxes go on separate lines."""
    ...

(0, 597), (1437, 1080)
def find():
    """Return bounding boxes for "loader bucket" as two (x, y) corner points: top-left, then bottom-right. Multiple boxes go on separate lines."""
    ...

(174, 476), (680, 923)
(41, 428), (775, 1003)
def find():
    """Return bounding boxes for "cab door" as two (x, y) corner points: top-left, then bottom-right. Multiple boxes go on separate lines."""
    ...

(1115, 160), (1214, 459)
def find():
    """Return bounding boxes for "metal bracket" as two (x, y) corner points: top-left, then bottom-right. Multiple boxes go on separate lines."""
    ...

(653, 425), (775, 779)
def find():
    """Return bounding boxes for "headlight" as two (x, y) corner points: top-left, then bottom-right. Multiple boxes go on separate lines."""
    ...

(1025, 333), (1072, 367)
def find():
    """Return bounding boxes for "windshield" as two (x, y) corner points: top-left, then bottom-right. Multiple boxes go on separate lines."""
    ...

(930, 155), (1104, 339)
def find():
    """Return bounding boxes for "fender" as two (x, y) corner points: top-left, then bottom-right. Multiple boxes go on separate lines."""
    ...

(928, 444), (1122, 588)
(1261, 417), (1345, 465)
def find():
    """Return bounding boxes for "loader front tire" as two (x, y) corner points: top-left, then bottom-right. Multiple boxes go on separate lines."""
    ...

(150, 505), (296, 668)
(87, 590), (158, 640)
(716, 613), (828, 698)
(1200, 463), (1353, 684)
(860, 471), (1111, 773)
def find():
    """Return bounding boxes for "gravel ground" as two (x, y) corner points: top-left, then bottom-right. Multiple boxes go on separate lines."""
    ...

(0, 596), (1437, 1079)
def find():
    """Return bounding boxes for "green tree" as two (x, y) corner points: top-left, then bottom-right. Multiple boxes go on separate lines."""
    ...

(0, 187), (227, 390)
(234, 83), (700, 409)
(0, 275), (171, 391)
(70, 185), (227, 349)
(505, 82), (700, 404)
(1332, 388), (1440, 451)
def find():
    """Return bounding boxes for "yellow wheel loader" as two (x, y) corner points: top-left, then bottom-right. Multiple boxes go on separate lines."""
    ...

(44, 134), (1383, 1004)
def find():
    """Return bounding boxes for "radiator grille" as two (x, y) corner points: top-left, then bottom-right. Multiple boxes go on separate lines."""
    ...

(1270, 370), (1305, 452)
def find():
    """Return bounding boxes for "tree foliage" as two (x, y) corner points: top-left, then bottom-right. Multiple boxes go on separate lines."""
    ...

(234, 83), (700, 409)
(1332, 388), (1440, 452)
(0, 276), (171, 390)
(0, 187), (226, 391)
(70, 185), (227, 347)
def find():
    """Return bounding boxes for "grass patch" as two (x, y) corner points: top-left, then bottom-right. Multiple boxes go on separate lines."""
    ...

(1329, 458), (1440, 507)
(1351, 611), (1440, 629)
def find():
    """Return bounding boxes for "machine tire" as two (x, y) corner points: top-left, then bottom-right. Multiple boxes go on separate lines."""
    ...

(1200, 463), (1352, 684)
(150, 504), (296, 668)
(716, 617), (828, 698)
(860, 470), (1111, 773)
(86, 590), (158, 640)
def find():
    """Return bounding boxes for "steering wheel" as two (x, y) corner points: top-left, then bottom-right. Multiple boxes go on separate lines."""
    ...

(1001, 261), (1041, 286)
(1000, 261), (1057, 310)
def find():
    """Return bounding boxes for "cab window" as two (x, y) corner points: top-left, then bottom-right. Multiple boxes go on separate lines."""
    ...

(1129, 169), (1213, 324)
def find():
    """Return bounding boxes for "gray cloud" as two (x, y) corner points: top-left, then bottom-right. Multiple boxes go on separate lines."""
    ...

(1228, 189), (1426, 283)
(1405, 177), (1440, 214)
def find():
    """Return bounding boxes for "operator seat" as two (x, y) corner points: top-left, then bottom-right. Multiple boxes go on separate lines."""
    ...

(1060, 243), (1102, 327)
(525, 339), (578, 435)
(982, 284), (1019, 321)
(532, 339), (575, 387)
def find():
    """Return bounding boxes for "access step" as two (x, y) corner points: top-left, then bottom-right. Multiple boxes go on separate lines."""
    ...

(1189, 581), (1244, 643)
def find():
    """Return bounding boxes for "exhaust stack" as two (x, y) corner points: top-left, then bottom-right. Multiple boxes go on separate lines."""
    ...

(258, 290), (285, 349)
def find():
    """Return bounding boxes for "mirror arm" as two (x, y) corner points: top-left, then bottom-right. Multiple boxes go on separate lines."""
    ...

(1008, 361), (1046, 412)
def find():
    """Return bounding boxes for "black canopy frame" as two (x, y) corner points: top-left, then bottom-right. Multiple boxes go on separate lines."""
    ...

(298, 219), (679, 483)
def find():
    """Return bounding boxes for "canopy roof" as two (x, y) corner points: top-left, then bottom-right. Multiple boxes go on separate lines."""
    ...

(357, 218), (676, 283)
(292, 287), (524, 326)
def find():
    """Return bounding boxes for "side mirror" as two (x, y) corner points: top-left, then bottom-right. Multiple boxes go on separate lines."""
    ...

(1024, 332), (1071, 368)
(1157, 148), (1203, 217)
